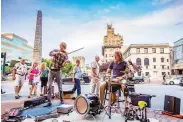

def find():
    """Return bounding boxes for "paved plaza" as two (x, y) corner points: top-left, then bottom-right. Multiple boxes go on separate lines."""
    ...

(1, 79), (183, 122)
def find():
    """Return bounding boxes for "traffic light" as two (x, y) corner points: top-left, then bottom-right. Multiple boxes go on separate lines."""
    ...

(1, 52), (6, 58)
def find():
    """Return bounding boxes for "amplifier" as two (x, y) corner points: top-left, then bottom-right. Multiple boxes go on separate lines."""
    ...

(56, 90), (74, 99)
(24, 96), (47, 108)
(131, 94), (152, 108)
(164, 95), (181, 115)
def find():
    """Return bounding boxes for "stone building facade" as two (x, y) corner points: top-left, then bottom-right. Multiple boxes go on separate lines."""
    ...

(123, 43), (171, 77)
(102, 24), (123, 62)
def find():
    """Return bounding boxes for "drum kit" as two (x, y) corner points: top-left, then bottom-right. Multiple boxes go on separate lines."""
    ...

(73, 72), (157, 122)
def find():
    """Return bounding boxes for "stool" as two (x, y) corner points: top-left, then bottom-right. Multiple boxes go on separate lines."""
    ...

(104, 84), (124, 119)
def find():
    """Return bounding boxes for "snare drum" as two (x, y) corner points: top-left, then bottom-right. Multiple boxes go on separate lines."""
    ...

(74, 94), (100, 116)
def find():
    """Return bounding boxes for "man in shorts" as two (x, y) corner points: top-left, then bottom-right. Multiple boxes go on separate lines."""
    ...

(12, 59), (28, 99)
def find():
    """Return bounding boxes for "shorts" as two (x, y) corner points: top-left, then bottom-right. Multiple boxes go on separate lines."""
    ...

(40, 77), (48, 87)
(14, 74), (25, 86)
(29, 80), (39, 85)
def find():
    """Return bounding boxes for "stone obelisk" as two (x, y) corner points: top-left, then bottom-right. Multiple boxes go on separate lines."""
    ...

(33, 10), (42, 63)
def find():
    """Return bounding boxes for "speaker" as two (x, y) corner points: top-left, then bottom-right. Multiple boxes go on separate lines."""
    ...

(164, 95), (181, 115)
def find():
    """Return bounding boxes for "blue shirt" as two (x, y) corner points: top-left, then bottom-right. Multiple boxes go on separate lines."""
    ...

(73, 66), (82, 79)
(109, 61), (127, 78)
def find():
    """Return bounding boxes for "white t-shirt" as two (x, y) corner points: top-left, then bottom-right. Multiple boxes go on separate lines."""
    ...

(14, 63), (28, 75)
(91, 61), (99, 77)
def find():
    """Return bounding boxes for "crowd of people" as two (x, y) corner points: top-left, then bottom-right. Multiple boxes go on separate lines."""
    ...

(12, 41), (140, 108)
(12, 59), (50, 99)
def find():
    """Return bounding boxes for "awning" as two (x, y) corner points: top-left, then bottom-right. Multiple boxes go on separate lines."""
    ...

(172, 63), (183, 69)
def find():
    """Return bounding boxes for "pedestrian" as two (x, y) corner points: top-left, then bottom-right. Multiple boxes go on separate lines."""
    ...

(28, 62), (40, 98)
(72, 59), (82, 99)
(40, 62), (49, 96)
(163, 73), (166, 83)
(12, 59), (28, 99)
(44, 42), (69, 107)
(91, 56), (100, 96)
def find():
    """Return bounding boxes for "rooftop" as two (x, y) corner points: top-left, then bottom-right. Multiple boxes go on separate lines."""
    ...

(123, 43), (171, 54)
(1, 33), (28, 43)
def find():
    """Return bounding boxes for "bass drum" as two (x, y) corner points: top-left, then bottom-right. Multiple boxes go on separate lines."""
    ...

(74, 94), (100, 116)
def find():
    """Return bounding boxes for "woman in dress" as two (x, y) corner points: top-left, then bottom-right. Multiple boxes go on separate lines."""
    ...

(28, 62), (40, 98)
(40, 62), (49, 96)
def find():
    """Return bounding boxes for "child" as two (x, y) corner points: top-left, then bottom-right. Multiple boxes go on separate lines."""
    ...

(28, 62), (40, 98)
(40, 62), (49, 96)
(72, 60), (82, 99)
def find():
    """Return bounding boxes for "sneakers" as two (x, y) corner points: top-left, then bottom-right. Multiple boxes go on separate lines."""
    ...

(15, 96), (20, 99)
(60, 100), (65, 104)
(71, 97), (76, 100)
(44, 102), (52, 107)
(99, 105), (104, 109)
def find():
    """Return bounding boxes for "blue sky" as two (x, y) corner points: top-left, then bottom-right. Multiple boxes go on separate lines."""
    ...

(1, 0), (183, 64)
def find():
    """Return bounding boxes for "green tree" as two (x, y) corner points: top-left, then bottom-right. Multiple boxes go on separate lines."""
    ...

(62, 62), (74, 77)
(41, 58), (52, 67)
(10, 60), (19, 67)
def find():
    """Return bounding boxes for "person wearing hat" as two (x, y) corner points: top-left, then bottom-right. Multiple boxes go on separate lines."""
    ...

(44, 42), (70, 107)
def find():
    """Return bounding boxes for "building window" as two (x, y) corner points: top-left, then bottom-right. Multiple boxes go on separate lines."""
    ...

(144, 48), (148, 53)
(153, 58), (156, 62)
(154, 65), (156, 69)
(162, 65), (165, 69)
(168, 72), (170, 75)
(162, 72), (166, 75)
(106, 54), (107, 57)
(152, 48), (156, 53)
(160, 48), (164, 53)
(161, 57), (164, 62)
(145, 72), (149, 76)
(144, 58), (149, 65)
(138, 72), (141, 76)
(167, 59), (169, 62)
(136, 48), (140, 53)
(146, 66), (148, 69)
(136, 58), (141, 65)
(167, 66), (169, 69)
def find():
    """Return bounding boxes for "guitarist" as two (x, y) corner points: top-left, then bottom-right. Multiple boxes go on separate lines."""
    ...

(99, 51), (129, 109)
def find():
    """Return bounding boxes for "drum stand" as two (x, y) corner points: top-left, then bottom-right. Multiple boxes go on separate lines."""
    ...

(104, 77), (124, 119)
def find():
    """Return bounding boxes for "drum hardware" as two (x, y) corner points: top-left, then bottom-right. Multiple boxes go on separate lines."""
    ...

(124, 94), (156, 122)
(104, 74), (126, 119)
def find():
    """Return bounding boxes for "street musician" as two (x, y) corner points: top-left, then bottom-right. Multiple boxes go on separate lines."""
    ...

(99, 51), (130, 108)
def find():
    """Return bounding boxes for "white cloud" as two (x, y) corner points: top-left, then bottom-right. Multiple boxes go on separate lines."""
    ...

(2, 2), (183, 64)
(131, 5), (183, 26)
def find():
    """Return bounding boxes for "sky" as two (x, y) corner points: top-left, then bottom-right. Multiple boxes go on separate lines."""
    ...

(1, 0), (183, 64)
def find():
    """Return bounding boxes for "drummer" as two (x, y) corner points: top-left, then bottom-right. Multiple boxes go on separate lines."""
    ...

(99, 51), (129, 109)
